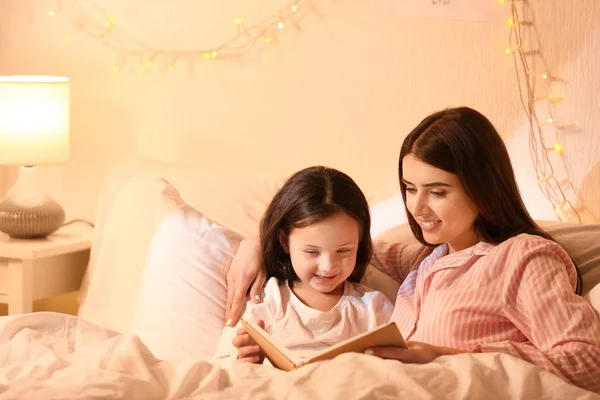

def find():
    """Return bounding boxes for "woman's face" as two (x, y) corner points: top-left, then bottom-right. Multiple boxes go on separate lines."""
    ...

(402, 154), (479, 253)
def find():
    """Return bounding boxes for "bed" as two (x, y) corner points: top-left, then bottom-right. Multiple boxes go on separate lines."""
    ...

(0, 157), (599, 399)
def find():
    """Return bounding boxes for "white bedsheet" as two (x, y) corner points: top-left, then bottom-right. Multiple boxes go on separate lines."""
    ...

(0, 313), (598, 400)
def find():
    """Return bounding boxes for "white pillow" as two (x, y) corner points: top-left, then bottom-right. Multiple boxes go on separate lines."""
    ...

(78, 157), (285, 334)
(585, 284), (600, 317)
(129, 181), (243, 361)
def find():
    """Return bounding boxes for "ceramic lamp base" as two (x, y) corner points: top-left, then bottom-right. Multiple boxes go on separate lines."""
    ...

(0, 166), (65, 238)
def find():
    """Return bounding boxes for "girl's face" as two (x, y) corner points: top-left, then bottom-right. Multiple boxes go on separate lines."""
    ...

(279, 211), (360, 294)
(402, 154), (479, 253)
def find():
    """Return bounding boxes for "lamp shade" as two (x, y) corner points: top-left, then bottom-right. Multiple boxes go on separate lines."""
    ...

(0, 75), (70, 165)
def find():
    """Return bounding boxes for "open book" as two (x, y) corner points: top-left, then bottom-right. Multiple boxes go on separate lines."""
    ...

(240, 319), (407, 371)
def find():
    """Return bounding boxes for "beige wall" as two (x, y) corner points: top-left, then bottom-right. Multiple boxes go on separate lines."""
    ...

(0, 0), (598, 226)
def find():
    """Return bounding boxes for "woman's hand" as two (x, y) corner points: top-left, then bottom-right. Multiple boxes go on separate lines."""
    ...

(233, 320), (266, 364)
(225, 236), (267, 326)
(365, 341), (466, 363)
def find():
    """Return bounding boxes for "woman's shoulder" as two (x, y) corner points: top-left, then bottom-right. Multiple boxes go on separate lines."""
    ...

(494, 233), (568, 255)
(486, 233), (573, 270)
(486, 233), (578, 291)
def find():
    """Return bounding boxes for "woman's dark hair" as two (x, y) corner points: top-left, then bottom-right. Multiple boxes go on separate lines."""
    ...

(398, 106), (582, 294)
(260, 166), (372, 286)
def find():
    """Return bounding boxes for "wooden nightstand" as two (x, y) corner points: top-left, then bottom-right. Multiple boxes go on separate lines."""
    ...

(0, 223), (92, 315)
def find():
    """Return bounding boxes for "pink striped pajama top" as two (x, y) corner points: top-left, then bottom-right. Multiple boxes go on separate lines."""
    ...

(372, 233), (600, 393)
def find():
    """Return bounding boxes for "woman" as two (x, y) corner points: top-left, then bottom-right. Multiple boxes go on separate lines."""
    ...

(225, 107), (600, 393)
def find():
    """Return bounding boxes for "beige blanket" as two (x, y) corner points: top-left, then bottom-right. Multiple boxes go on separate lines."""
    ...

(0, 313), (597, 400)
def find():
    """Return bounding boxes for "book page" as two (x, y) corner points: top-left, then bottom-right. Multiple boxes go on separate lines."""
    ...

(304, 322), (406, 366)
(241, 319), (302, 371)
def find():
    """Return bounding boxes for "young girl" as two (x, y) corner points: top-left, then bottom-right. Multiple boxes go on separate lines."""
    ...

(212, 166), (394, 364)
(225, 107), (600, 393)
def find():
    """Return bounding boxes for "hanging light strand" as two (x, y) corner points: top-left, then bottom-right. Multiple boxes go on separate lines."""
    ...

(49, 0), (325, 72)
(504, 0), (583, 223)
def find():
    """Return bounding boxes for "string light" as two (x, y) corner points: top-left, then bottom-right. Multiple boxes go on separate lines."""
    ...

(502, 0), (584, 223)
(553, 142), (563, 154)
(48, 0), (61, 16)
(48, 0), (586, 221)
(49, 0), (325, 73)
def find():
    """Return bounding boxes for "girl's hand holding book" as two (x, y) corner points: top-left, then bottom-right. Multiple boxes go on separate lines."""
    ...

(233, 319), (266, 364)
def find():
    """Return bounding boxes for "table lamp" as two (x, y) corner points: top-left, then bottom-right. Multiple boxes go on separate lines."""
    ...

(0, 75), (70, 238)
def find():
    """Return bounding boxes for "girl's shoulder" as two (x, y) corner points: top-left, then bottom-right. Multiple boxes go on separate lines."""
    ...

(344, 282), (395, 323)
(261, 277), (289, 301)
(241, 277), (287, 323)
(344, 281), (393, 305)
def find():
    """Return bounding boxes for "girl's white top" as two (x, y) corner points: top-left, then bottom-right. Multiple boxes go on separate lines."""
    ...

(213, 277), (394, 362)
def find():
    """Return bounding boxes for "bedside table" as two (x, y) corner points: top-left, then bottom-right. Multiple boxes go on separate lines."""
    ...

(0, 223), (93, 315)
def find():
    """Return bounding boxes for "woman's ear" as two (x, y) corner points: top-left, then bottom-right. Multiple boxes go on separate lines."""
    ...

(278, 229), (290, 253)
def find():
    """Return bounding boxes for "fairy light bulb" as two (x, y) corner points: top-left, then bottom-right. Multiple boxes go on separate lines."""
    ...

(292, 4), (298, 12)
(48, 10), (56, 16)
(235, 17), (244, 25)
(111, 65), (119, 73)
(547, 118), (553, 124)
(103, 16), (117, 30)
(278, 21), (284, 30)
(541, 73), (548, 79)
(264, 37), (271, 44)
(553, 142), (563, 153)
(168, 65), (174, 72)
(212, 51), (218, 58)
(508, 17), (514, 27)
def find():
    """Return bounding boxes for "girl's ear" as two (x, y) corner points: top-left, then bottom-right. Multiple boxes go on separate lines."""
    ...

(278, 229), (290, 253)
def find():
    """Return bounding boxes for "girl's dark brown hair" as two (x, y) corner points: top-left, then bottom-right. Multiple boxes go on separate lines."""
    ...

(398, 106), (582, 294)
(260, 166), (372, 286)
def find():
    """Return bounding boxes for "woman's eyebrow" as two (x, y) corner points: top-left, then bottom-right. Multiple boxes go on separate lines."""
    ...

(402, 179), (452, 188)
